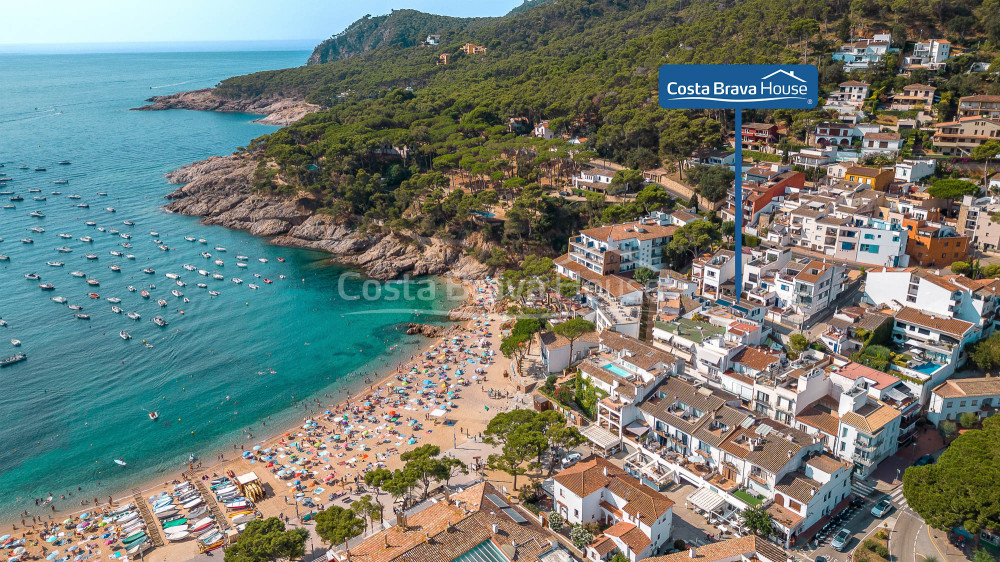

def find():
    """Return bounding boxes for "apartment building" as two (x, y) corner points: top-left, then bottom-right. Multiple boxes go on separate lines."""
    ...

(933, 116), (1000, 155)
(794, 384), (902, 478)
(726, 170), (805, 226)
(788, 202), (908, 267)
(958, 195), (1000, 250)
(890, 83), (937, 110)
(902, 217), (970, 267)
(865, 268), (999, 335)
(690, 249), (744, 300)
(552, 457), (674, 562)
(904, 39), (951, 69)
(957, 94), (1000, 118)
(892, 306), (977, 394)
(928, 376), (1000, 425)
(560, 216), (676, 276)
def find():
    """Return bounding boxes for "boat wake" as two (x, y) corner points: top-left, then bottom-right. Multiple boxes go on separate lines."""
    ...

(0, 108), (62, 125)
(149, 79), (195, 89)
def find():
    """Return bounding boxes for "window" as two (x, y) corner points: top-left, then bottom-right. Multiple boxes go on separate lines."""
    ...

(864, 233), (875, 240)
(574, 509), (579, 518)
(960, 401), (967, 407)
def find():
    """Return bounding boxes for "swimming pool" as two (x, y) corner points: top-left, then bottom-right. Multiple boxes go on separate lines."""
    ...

(603, 362), (634, 378)
(910, 362), (941, 375)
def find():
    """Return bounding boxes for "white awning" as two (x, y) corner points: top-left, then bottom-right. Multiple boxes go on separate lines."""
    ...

(687, 487), (726, 514)
(581, 424), (620, 451)
(429, 409), (447, 417)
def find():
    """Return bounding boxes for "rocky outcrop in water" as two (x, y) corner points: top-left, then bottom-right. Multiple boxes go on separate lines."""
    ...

(132, 89), (320, 125)
(405, 323), (444, 337)
(163, 154), (495, 281)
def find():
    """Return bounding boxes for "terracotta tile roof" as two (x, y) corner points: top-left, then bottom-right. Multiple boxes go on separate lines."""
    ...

(580, 221), (677, 242)
(552, 457), (624, 497)
(806, 453), (850, 475)
(552, 457), (673, 521)
(732, 346), (780, 373)
(795, 397), (841, 436)
(767, 502), (804, 529)
(895, 306), (974, 338)
(840, 80), (869, 87)
(644, 535), (786, 562)
(864, 132), (901, 141)
(775, 471), (823, 504)
(904, 83), (936, 91)
(962, 94), (1000, 102)
(599, 331), (678, 371)
(589, 535), (617, 556)
(604, 521), (651, 552)
(830, 361), (899, 390)
(840, 399), (901, 434)
(932, 377), (1000, 399)
(845, 166), (885, 177)
(794, 260), (833, 284)
(348, 483), (557, 562)
(719, 419), (813, 474)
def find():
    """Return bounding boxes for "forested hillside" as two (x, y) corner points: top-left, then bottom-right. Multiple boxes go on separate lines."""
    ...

(207, 0), (998, 266)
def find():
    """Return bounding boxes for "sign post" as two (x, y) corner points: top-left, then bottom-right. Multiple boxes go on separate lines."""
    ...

(659, 64), (818, 300)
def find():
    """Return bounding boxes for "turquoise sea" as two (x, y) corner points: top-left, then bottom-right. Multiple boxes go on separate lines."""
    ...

(0, 51), (462, 521)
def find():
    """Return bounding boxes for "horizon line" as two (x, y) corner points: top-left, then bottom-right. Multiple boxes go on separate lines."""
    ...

(0, 39), (323, 55)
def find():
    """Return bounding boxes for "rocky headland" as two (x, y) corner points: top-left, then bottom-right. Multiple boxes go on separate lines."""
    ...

(132, 89), (320, 125)
(163, 154), (495, 280)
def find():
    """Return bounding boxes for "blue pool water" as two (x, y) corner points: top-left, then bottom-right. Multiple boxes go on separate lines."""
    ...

(910, 362), (941, 375)
(0, 51), (463, 520)
(602, 362), (634, 378)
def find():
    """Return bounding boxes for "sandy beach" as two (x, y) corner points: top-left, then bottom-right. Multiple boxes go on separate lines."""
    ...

(0, 278), (525, 561)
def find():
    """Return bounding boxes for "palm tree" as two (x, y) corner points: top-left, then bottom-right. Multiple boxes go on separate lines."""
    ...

(739, 505), (773, 537)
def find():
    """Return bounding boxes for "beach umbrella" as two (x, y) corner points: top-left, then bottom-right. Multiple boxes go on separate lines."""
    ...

(45, 551), (58, 560)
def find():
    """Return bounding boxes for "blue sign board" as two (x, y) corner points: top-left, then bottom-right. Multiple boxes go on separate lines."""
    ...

(658, 64), (818, 109)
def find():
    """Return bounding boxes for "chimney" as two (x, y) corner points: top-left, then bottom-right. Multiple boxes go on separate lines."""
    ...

(603, 466), (608, 476)
(424, 533), (432, 543)
(492, 523), (499, 535)
(444, 487), (451, 504)
(810, 487), (816, 497)
(384, 534), (390, 548)
(689, 546), (697, 558)
(397, 511), (408, 530)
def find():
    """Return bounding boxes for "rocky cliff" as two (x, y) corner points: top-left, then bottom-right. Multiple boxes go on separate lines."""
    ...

(132, 89), (320, 125)
(163, 155), (494, 280)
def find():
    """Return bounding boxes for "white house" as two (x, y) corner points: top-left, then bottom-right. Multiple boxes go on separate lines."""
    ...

(895, 159), (936, 183)
(534, 120), (554, 140)
(539, 330), (600, 373)
(861, 132), (903, 157)
(553, 457), (674, 562)
(927, 376), (1000, 425)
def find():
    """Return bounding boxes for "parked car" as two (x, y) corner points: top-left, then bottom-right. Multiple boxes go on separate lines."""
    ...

(831, 528), (851, 551)
(871, 498), (892, 517)
(915, 454), (936, 466)
(561, 452), (582, 467)
(559, 191), (571, 196)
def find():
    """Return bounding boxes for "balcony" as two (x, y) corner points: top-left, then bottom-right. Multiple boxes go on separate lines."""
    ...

(852, 453), (877, 467)
(854, 439), (877, 452)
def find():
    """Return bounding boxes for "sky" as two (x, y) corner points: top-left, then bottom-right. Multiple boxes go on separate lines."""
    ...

(1, 0), (528, 51)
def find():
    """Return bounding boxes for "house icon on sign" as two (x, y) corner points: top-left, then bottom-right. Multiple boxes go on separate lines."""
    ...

(761, 69), (805, 82)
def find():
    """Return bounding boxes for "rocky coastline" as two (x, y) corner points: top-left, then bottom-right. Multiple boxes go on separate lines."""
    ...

(163, 154), (495, 281)
(131, 88), (320, 125)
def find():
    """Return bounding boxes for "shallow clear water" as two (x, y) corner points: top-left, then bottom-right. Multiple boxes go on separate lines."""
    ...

(0, 51), (461, 519)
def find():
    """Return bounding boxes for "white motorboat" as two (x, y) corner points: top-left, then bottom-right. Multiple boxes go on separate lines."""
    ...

(120, 331), (131, 340)
(165, 273), (180, 279)
(232, 278), (243, 284)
